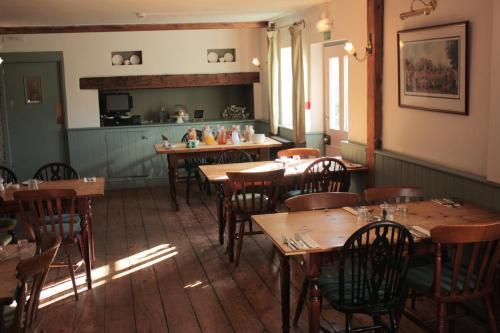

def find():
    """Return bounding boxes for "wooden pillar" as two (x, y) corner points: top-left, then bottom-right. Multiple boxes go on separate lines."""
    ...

(367, 0), (384, 186)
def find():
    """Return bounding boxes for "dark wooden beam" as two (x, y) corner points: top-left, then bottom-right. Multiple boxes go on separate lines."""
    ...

(0, 21), (268, 34)
(367, 0), (384, 186)
(79, 72), (260, 90)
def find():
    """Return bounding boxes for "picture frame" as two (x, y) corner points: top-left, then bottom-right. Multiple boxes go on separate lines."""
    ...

(24, 77), (43, 104)
(398, 21), (469, 115)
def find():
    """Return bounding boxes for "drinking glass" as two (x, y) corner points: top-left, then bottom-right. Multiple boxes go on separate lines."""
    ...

(357, 206), (371, 225)
(396, 205), (409, 223)
(380, 203), (396, 220)
(28, 179), (39, 190)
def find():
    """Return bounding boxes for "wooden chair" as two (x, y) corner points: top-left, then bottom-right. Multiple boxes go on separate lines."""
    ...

(0, 166), (18, 184)
(364, 186), (424, 204)
(285, 192), (361, 326)
(14, 189), (92, 301)
(292, 157), (350, 198)
(226, 168), (285, 266)
(213, 150), (253, 244)
(405, 222), (500, 333)
(319, 221), (414, 332)
(181, 130), (209, 204)
(277, 148), (321, 159)
(33, 162), (79, 181)
(5, 233), (61, 333)
(285, 192), (360, 212)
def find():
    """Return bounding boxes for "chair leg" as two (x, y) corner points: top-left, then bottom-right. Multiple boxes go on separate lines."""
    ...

(64, 244), (79, 301)
(186, 169), (192, 205)
(437, 302), (446, 333)
(235, 221), (246, 267)
(485, 295), (499, 333)
(345, 312), (352, 333)
(293, 277), (309, 326)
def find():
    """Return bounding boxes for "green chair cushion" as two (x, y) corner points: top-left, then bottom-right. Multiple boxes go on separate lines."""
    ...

(236, 193), (269, 208)
(0, 218), (17, 231)
(42, 214), (82, 240)
(0, 232), (13, 246)
(284, 189), (303, 200)
(1, 304), (15, 332)
(407, 262), (476, 293)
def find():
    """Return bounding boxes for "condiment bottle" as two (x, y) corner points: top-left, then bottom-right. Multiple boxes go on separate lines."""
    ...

(217, 125), (227, 144)
(188, 128), (197, 141)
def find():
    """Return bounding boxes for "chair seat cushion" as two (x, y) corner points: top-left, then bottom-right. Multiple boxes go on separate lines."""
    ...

(0, 218), (17, 232)
(0, 232), (13, 246)
(407, 262), (476, 293)
(236, 193), (269, 209)
(42, 214), (82, 240)
(284, 189), (303, 199)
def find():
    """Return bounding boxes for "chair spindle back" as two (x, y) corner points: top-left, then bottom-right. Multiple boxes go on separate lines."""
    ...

(300, 157), (349, 194)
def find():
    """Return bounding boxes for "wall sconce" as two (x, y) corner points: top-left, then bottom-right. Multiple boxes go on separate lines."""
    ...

(400, 0), (437, 20)
(251, 58), (261, 68)
(344, 33), (373, 62)
(0, 57), (3, 65)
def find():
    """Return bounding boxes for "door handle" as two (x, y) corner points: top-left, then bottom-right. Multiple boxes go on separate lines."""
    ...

(142, 136), (149, 140)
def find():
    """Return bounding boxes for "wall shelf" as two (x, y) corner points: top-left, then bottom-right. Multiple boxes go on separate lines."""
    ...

(79, 72), (260, 90)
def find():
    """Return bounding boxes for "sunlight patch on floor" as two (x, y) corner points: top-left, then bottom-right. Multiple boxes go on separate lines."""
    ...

(39, 244), (177, 307)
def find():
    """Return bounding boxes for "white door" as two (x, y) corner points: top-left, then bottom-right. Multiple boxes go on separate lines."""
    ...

(323, 44), (349, 156)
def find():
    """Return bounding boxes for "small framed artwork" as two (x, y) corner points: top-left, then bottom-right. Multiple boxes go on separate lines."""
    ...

(398, 21), (468, 115)
(24, 77), (43, 104)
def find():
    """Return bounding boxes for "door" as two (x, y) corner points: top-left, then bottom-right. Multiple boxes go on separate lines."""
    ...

(323, 44), (349, 156)
(3, 61), (67, 180)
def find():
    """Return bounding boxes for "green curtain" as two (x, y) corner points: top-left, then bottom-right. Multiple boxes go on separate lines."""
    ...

(266, 29), (279, 135)
(289, 24), (306, 144)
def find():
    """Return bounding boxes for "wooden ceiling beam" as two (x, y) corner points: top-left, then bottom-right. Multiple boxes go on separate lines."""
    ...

(0, 21), (268, 34)
(367, 0), (384, 186)
(79, 72), (260, 90)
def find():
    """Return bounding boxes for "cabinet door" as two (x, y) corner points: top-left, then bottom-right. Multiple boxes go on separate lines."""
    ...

(105, 131), (151, 178)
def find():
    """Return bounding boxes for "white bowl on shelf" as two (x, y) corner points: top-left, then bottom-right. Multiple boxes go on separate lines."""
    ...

(252, 134), (265, 144)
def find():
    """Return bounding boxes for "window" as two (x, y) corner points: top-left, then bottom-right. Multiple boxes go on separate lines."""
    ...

(328, 56), (340, 130)
(280, 47), (293, 128)
(328, 55), (349, 132)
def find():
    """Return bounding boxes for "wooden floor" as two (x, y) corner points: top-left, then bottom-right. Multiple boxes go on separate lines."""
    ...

(35, 185), (491, 333)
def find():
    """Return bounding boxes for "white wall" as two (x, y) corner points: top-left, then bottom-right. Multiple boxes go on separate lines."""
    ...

(383, 0), (494, 176)
(487, 0), (500, 183)
(0, 28), (263, 128)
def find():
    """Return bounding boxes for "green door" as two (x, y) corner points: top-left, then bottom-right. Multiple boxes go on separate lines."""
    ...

(3, 62), (67, 180)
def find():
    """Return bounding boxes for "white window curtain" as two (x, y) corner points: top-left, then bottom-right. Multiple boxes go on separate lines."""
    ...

(289, 23), (306, 144)
(266, 29), (279, 135)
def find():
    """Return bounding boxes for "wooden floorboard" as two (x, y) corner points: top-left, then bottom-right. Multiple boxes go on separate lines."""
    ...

(35, 185), (491, 333)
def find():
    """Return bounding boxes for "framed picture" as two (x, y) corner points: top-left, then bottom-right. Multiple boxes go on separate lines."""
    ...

(398, 22), (468, 115)
(24, 77), (43, 104)
(194, 109), (204, 121)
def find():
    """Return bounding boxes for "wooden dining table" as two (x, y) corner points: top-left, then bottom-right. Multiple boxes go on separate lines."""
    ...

(199, 157), (368, 246)
(250, 200), (500, 333)
(154, 137), (283, 210)
(0, 178), (105, 266)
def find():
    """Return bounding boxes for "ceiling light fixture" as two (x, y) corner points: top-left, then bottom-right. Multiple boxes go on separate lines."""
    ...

(344, 33), (373, 62)
(400, 0), (437, 20)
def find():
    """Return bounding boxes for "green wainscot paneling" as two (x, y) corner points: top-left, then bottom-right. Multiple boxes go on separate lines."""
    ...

(68, 119), (257, 188)
(341, 141), (500, 211)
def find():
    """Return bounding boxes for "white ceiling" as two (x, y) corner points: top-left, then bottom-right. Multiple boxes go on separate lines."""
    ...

(0, 0), (324, 26)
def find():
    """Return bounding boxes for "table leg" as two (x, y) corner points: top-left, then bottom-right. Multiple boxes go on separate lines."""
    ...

(279, 253), (291, 333)
(167, 155), (179, 211)
(217, 184), (225, 245)
(307, 254), (321, 333)
(226, 199), (235, 262)
(86, 198), (95, 265)
(259, 148), (270, 161)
